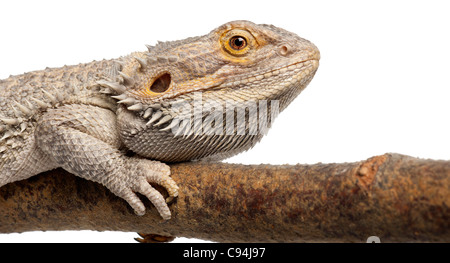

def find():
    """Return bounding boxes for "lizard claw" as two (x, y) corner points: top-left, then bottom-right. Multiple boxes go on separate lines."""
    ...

(142, 162), (179, 203)
(166, 196), (176, 204)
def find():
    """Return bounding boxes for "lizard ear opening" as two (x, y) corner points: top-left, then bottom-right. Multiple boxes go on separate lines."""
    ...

(150, 73), (171, 93)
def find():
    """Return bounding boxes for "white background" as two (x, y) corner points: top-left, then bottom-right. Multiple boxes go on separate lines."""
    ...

(0, 0), (449, 242)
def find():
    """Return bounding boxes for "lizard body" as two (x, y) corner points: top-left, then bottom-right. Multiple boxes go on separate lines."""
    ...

(0, 21), (319, 220)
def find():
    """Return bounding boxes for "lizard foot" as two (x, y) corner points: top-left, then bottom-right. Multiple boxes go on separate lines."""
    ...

(35, 105), (179, 220)
(134, 233), (176, 243)
(120, 158), (179, 220)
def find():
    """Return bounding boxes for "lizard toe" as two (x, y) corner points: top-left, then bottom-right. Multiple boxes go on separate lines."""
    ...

(135, 159), (179, 202)
(135, 178), (171, 220)
(120, 189), (146, 216)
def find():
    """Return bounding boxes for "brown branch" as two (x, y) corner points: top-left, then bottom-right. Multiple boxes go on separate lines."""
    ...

(0, 153), (449, 242)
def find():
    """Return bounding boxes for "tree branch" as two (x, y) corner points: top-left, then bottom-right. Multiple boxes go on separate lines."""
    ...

(0, 153), (449, 242)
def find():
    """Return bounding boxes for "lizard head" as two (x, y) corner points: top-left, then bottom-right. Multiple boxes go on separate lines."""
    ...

(104, 20), (320, 162)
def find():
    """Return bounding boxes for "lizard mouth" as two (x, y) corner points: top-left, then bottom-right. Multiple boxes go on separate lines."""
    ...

(262, 58), (318, 78)
(217, 58), (319, 90)
(265, 58), (319, 79)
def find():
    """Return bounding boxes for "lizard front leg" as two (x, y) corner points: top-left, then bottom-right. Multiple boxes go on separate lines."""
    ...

(35, 104), (178, 220)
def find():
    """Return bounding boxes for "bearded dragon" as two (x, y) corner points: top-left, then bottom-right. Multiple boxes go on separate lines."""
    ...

(0, 21), (320, 220)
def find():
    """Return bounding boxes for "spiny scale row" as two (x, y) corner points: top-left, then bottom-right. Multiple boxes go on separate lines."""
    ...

(149, 36), (201, 53)
(0, 85), (71, 141)
(96, 54), (179, 132)
(0, 88), (64, 125)
(138, 50), (179, 67)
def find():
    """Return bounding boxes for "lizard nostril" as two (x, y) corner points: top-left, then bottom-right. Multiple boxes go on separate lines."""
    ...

(278, 45), (290, 56)
(150, 73), (171, 93)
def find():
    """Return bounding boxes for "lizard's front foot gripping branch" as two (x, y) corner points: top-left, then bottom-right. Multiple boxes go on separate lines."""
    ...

(120, 159), (179, 220)
(35, 105), (179, 220)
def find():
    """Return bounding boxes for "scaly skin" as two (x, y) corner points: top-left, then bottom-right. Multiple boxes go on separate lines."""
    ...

(0, 21), (320, 220)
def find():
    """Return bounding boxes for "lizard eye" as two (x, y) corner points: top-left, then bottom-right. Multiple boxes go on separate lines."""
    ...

(221, 29), (255, 57)
(229, 36), (247, 50)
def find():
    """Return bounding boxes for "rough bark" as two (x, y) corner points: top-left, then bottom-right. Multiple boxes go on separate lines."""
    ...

(0, 153), (449, 242)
